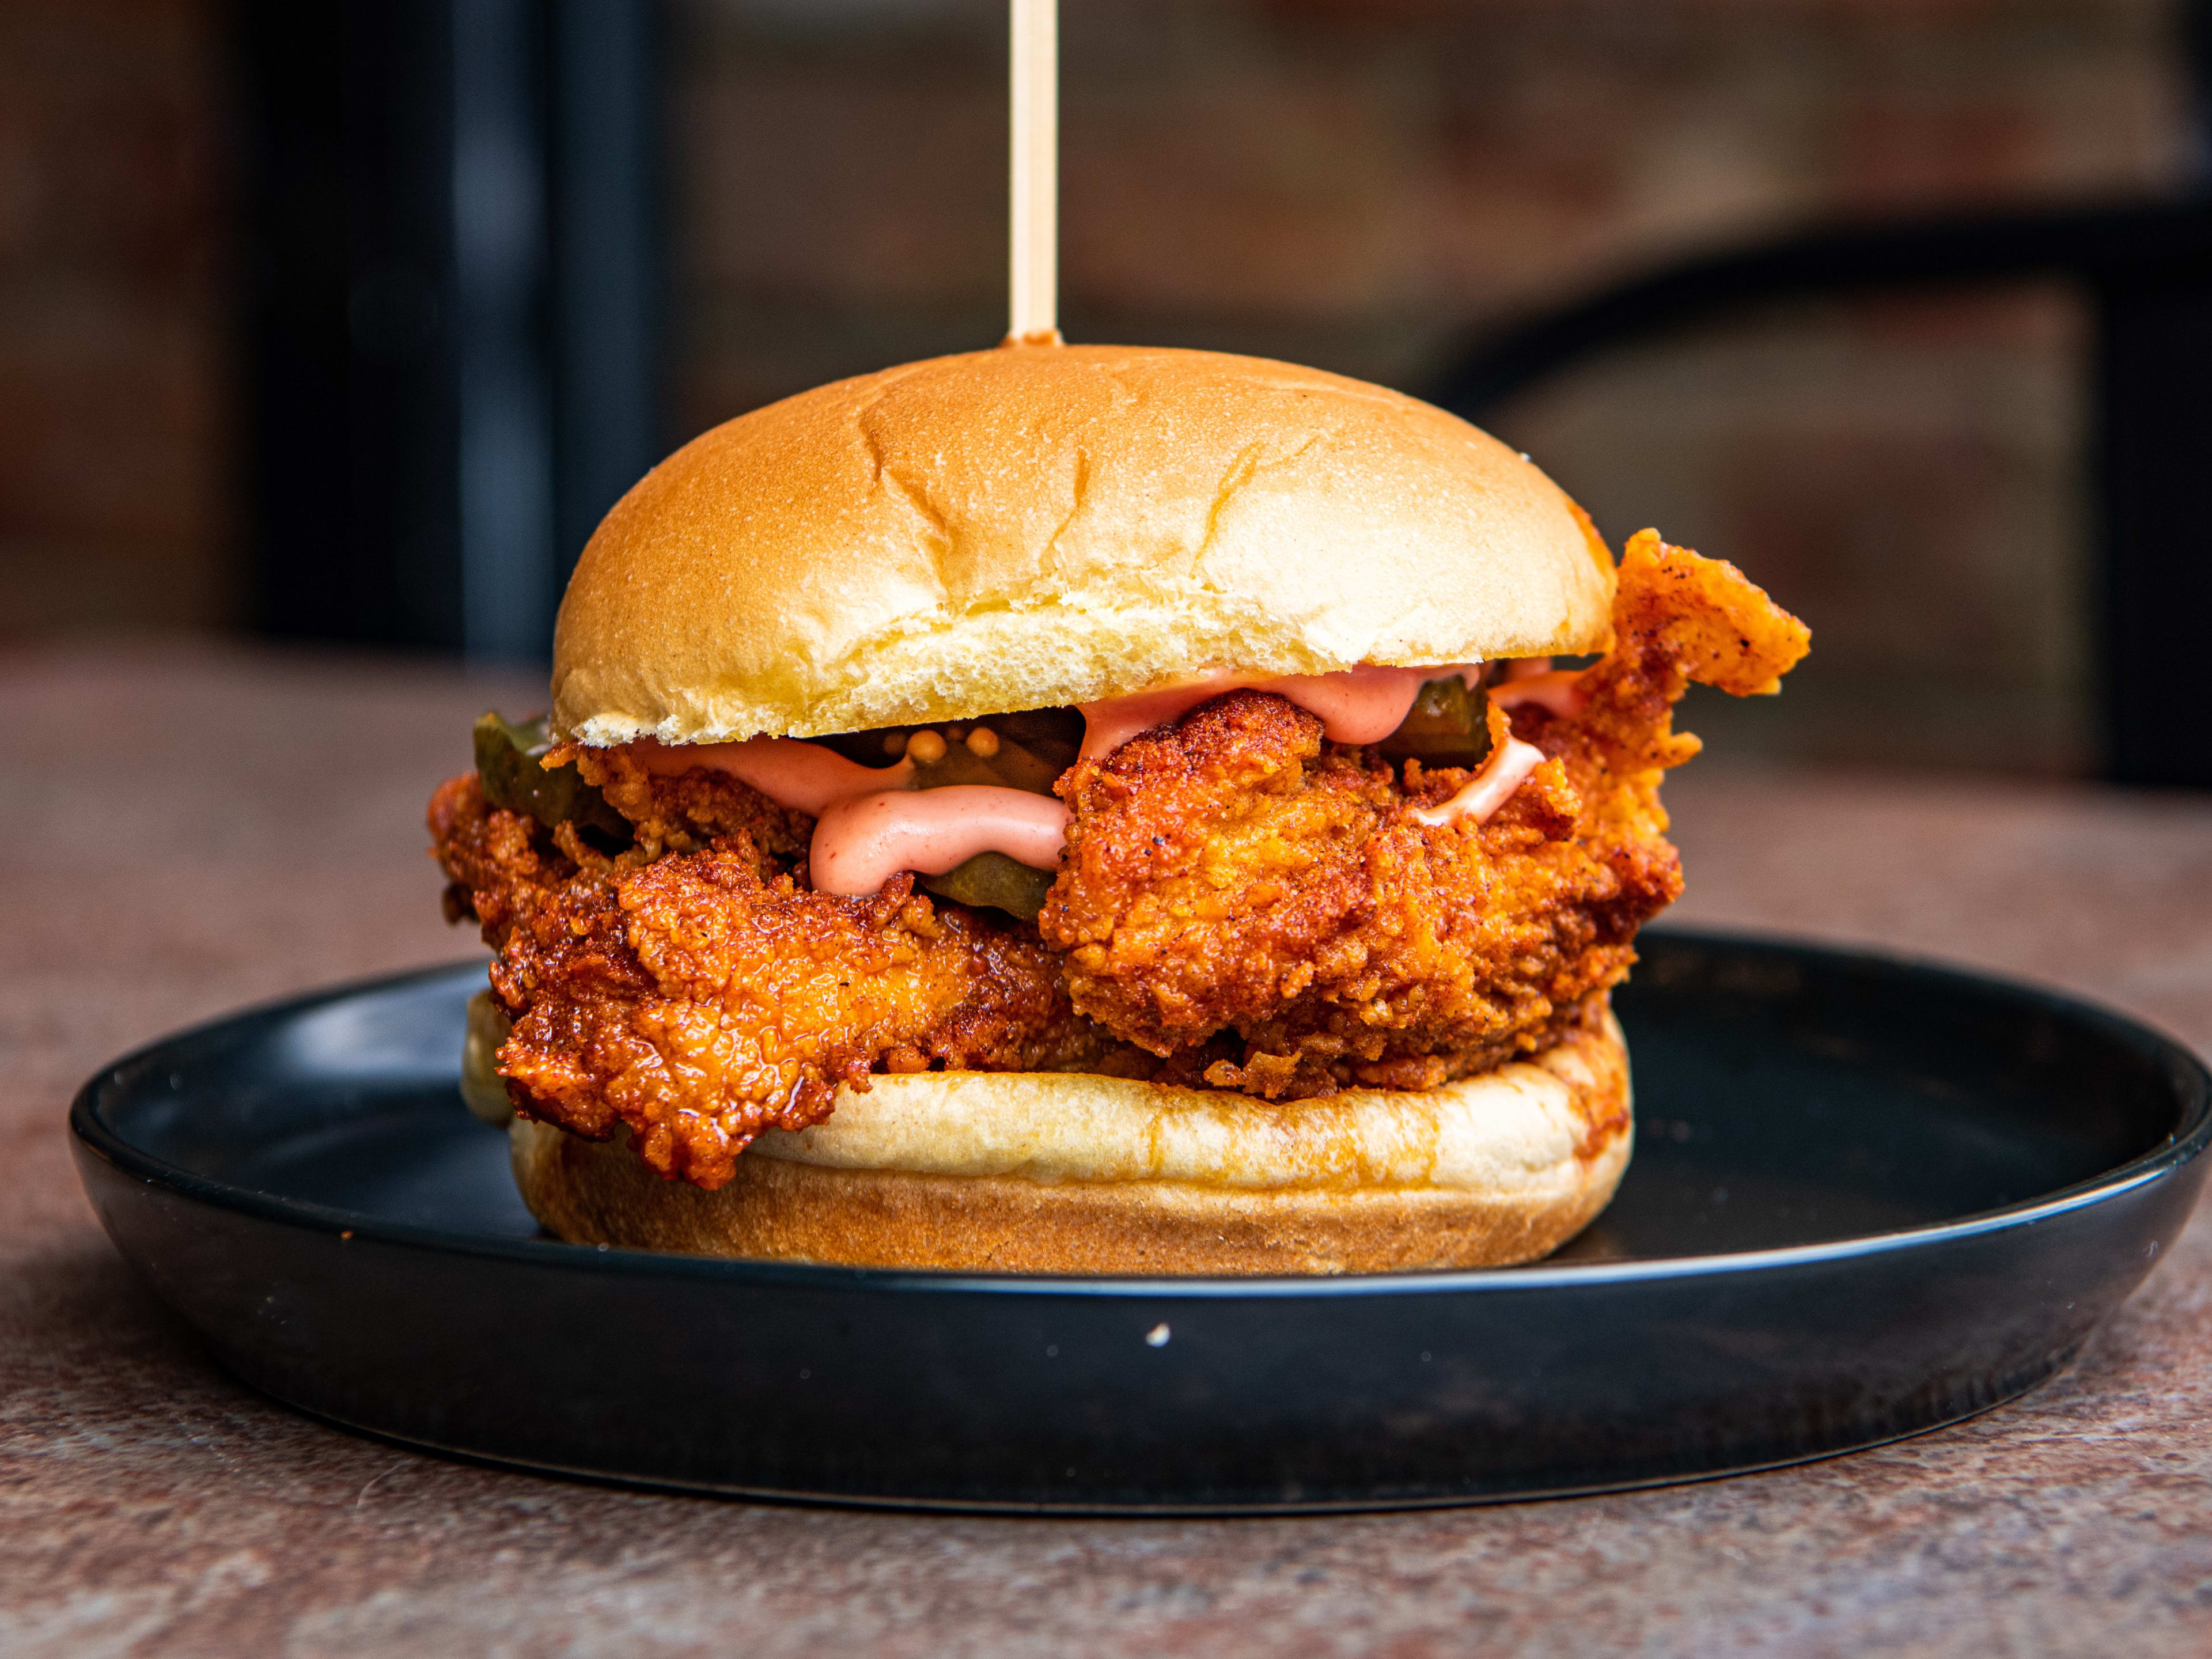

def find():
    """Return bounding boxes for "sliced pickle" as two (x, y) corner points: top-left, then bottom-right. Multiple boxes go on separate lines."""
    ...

(920, 851), (1056, 921)
(907, 732), (1066, 795)
(823, 707), (1082, 797)
(474, 713), (632, 845)
(1376, 676), (1494, 768)
(985, 707), (1084, 775)
(904, 741), (1012, 791)
(460, 989), (516, 1127)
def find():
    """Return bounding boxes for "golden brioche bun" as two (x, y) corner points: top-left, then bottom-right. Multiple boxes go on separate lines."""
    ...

(510, 1009), (1631, 1275)
(552, 342), (1615, 747)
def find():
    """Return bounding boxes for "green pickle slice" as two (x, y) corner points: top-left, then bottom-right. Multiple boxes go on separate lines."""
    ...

(905, 734), (1063, 794)
(900, 713), (1076, 919)
(1376, 676), (1493, 768)
(920, 851), (1057, 922)
(474, 713), (633, 846)
(824, 706), (1082, 797)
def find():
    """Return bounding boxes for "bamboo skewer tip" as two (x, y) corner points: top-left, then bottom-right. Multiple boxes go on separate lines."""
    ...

(1006, 0), (1059, 347)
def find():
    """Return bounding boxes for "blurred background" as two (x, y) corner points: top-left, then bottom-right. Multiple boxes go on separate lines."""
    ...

(5, 0), (2209, 779)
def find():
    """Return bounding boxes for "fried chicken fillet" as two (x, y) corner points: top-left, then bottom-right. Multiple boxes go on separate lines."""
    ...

(1041, 531), (1807, 1097)
(431, 531), (1806, 1190)
(429, 763), (1138, 1188)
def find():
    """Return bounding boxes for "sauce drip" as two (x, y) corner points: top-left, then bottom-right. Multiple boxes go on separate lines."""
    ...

(1077, 664), (1477, 762)
(637, 734), (912, 813)
(1412, 734), (1548, 828)
(1490, 669), (1587, 718)
(810, 787), (1072, 898)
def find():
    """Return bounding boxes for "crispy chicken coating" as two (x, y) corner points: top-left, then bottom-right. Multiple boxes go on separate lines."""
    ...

(430, 770), (1135, 1188)
(1037, 532), (1809, 1095)
(561, 744), (816, 864)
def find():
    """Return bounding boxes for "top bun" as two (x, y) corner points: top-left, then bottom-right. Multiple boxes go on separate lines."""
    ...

(553, 343), (1615, 745)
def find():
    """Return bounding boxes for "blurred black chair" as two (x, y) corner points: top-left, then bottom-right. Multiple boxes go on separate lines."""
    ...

(1426, 199), (2212, 789)
(240, 0), (663, 662)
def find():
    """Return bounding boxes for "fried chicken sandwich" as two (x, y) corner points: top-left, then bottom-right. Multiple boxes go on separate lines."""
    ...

(431, 341), (1808, 1274)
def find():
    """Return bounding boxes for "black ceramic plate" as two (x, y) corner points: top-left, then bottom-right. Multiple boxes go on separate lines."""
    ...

(72, 930), (2209, 1514)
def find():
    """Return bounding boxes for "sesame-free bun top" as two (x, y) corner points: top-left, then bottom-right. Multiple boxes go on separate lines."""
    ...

(553, 342), (1615, 745)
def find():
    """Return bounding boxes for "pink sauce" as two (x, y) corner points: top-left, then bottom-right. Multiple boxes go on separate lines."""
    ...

(634, 661), (1556, 896)
(1489, 668), (1587, 718)
(1412, 735), (1547, 828)
(639, 735), (912, 815)
(1075, 664), (1476, 762)
(810, 787), (1072, 898)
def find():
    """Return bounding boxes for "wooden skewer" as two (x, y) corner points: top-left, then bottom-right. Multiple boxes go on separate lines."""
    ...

(1007, 0), (1060, 346)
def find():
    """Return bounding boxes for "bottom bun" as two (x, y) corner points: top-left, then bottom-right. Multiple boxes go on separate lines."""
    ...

(512, 1007), (1633, 1275)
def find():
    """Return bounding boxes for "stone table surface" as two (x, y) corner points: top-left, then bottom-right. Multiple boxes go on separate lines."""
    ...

(3, 643), (2209, 1657)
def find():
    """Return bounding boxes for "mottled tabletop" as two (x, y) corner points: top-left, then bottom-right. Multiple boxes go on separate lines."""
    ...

(5, 645), (2209, 1658)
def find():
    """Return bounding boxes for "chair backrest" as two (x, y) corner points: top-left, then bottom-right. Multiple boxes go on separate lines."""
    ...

(1426, 200), (2212, 789)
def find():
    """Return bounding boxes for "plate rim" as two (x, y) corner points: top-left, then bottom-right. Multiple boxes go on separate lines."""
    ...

(71, 926), (2212, 1300)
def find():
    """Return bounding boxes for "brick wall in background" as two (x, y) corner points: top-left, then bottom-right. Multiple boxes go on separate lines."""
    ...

(673, 0), (2190, 774)
(675, 0), (2186, 406)
(1514, 287), (2095, 775)
(0, 1), (232, 641)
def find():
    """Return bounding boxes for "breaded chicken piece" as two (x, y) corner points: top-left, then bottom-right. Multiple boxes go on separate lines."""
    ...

(430, 774), (1133, 1188)
(1039, 532), (1809, 1095)
(562, 743), (816, 865)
